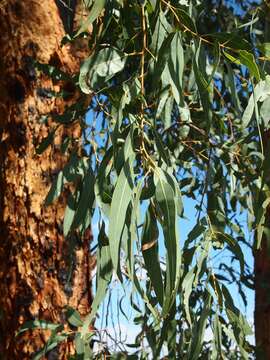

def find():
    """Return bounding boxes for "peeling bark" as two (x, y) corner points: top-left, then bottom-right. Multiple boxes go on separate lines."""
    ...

(0, 1), (92, 358)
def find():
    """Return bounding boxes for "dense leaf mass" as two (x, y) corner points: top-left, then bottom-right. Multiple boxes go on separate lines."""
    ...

(23, 0), (270, 358)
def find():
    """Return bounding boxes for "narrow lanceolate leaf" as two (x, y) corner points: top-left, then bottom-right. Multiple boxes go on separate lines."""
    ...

(76, 0), (106, 36)
(222, 284), (253, 358)
(45, 154), (81, 206)
(45, 171), (64, 206)
(142, 204), (164, 306)
(188, 293), (212, 360)
(168, 32), (184, 105)
(154, 169), (181, 315)
(65, 306), (83, 327)
(242, 76), (270, 128)
(71, 167), (95, 230)
(17, 320), (62, 335)
(79, 48), (126, 93)
(153, 32), (175, 86)
(175, 9), (197, 34)
(63, 192), (76, 237)
(36, 128), (56, 154)
(79, 56), (94, 94)
(82, 223), (112, 337)
(128, 180), (144, 282)
(108, 159), (134, 276)
(153, 129), (171, 166)
(32, 334), (68, 360)
(212, 313), (223, 359)
(239, 50), (260, 81)
(182, 268), (195, 326)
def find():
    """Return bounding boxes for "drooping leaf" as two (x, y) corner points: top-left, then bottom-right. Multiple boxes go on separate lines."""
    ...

(36, 129), (56, 154)
(108, 159), (134, 276)
(81, 222), (113, 337)
(79, 48), (126, 93)
(154, 168), (181, 315)
(63, 192), (76, 237)
(17, 320), (62, 336)
(242, 76), (270, 128)
(188, 293), (212, 360)
(239, 50), (260, 81)
(142, 204), (164, 306)
(71, 166), (95, 231)
(153, 32), (175, 86)
(66, 306), (83, 328)
(76, 0), (106, 36)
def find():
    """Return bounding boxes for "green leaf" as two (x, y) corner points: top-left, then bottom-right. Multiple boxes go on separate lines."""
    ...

(75, 332), (93, 358)
(142, 205), (164, 306)
(79, 48), (126, 93)
(76, 0), (106, 36)
(128, 180), (144, 282)
(204, 32), (252, 51)
(154, 168), (181, 315)
(153, 32), (175, 86)
(153, 129), (171, 166)
(95, 146), (113, 218)
(257, 42), (270, 57)
(260, 96), (270, 126)
(242, 76), (270, 128)
(108, 159), (134, 276)
(71, 167), (95, 230)
(66, 306), (83, 327)
(212, 314), (223, 359)
(32, 334), (68, 360)
(223, 51), (241, 65)
(175, 9), (197, 34)
(168, 32), (184, 105)
(220, 234), (245, 273)
(150, 10), (172, 54)
(182, 268), (195, 326)
(36, 129), (56, 154)
(81, 223), (112, 337)
(17, 320), (61, 336)
(225, 61), (242, 115)
(254, 197), (270, 249)
(94, 48), (126, 78)
(239, 50), (260, 81)
(35, 61), (71, 81)
(188, 293), (212, 360)
(63, 192), (76, 237)
(45, 171), (64, 205)
(45, 154), (81, 206)
(222, 284), (253, 337)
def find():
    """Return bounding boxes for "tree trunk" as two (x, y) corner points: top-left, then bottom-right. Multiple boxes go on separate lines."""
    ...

(254, 8), (270, 359)
(254, 133), (270, 359)
(0, 1), (92, 358)
(254, 236), (270, 359)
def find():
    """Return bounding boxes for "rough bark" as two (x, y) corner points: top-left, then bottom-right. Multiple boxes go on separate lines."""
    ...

(254, 9), (270, 359)
(0, 1), (92, 358)
(254, 133), (270, 359)
(254, 237), (270, 359)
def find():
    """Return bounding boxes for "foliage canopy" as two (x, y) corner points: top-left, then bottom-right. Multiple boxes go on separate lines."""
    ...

(21, 0), (270, 358)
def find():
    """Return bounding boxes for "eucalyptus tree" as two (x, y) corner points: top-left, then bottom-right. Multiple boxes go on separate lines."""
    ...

(0, 1), (93, 358)
(19, 0), (270, 358)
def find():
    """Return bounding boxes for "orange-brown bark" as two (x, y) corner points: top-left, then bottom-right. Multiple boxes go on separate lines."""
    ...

(0, 1), (92, 358)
